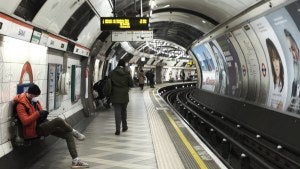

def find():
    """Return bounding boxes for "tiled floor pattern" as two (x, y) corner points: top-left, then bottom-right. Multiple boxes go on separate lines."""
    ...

(29, 88), (157, 169)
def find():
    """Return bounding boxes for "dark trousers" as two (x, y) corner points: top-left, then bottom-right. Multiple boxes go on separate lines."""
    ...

(37, 117), (77, 159)
(139, 83), (144, 90)
(149, 79), (155, 88)
(112, 103), (128, 131)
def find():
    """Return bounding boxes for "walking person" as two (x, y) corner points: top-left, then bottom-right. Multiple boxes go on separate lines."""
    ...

(109, 59), (134, 135)
(14, 84), (89, 168)
(148, 69), (155, 88)
(180, 69), (186, 82)
(138, 69), (146, 90)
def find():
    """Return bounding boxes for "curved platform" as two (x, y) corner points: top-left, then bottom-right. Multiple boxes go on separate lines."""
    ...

(29, 86), (226, 169)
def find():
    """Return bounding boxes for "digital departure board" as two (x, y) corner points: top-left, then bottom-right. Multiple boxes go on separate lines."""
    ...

(100, 17), (149, 31)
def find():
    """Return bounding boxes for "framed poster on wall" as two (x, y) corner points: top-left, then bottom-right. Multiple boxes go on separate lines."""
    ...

(71, 65), (81, 102)
(47, 63), (62, 111)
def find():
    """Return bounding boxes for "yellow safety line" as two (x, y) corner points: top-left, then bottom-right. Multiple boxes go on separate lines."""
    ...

(153, 90), (208, 169)
(164, 110), (208, 169)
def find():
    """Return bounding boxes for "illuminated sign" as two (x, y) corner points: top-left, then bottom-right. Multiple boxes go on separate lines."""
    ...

(101, 17), (149, 31)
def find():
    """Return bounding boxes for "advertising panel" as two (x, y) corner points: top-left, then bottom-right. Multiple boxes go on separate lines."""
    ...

(232, 28), (260, 102)
(192, 44), (216, 92)
(204, 43), (219, 92)
(227, 32), (248, 99)
(208, 40), (228, 95)
(286, 1), (300, 30)
(250, 17), (288, 111)
(244, 24), (270, 105)
(266, 6), (300, 114)
(216, 35), (242, 97)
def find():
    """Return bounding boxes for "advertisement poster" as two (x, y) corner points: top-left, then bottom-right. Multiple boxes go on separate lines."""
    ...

(266, 6), (300, 114)
(227, 32), (248, 99)
(208, 40), (228, 95)
(232, 27), (260, 102)
(48, 64), (56, 111)
(191, 44), (216, 92)
(204, 43), (220, 93)
(286, 1), (300, 30)
(216, 35), (242, 97)
(250, 17), (288, 111)
(71, 65), (81, 102)
(244, 24), (270, 105)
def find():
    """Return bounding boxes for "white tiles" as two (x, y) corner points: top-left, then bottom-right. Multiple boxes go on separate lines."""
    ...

(2, 141), (12, 155)
(0, 102), (11, 123)
(2, 63), (11, 83)
(32, 65), (48, 81)
(10, 63), (23, 83)
(0, 144), (4, 158)
(1, 83), (10, 102)
(0, 62), (3, 83)
(1, 122), (10, 143)
(0, 83), (2, 103)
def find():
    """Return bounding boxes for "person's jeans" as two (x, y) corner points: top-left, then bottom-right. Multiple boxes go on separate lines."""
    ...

(37, 117), (77, 159)
(112, 103), (128, 131)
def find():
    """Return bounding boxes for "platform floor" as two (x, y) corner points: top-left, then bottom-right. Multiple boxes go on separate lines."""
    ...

(29, 86), (226, 169)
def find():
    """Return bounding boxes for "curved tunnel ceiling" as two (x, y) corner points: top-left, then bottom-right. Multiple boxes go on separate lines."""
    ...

(151, 21), (203, 49)
(106, 0), (260, 61)
(0, 0), (261, 61)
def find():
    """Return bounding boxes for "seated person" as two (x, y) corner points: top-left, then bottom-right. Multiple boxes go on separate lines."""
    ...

(14, 84), (89, 168)
(93, 76), (111, 108)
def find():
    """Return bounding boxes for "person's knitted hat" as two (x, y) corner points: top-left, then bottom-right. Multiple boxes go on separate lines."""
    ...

(117, 59), (126, 67)
(27, 84), (41, 95)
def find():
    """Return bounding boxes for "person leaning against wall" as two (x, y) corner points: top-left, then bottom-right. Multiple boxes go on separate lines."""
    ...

(108, 59), (134, 135)
(14, 84), (89, 168)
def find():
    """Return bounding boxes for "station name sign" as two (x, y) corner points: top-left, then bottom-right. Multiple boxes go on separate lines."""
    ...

(100, 17), (149, 31)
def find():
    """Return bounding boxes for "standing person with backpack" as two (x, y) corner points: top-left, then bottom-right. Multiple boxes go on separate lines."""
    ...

(14, 84), (89, 168)
(108, 59), (133, 135)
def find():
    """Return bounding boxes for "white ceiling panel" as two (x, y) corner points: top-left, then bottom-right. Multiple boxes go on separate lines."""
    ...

(89, 0), (113, 17)
(76, 16), (101, 48)
(150, 12), (215, 33)
(153, 0), (259, 23)
(0, 0), (22, 15)
(32, 0), (84, 34)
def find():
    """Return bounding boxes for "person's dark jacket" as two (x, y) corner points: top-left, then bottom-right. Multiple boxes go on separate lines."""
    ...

(109, 66), (133, 103)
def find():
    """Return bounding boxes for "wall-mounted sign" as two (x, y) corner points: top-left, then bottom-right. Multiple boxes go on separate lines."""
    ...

(71, 65), (81, 102)
(30, 28), (42, 44)
(47, 34), (68, 51)
(73, 44), (90, 57)
(112, 30), (153, 41)
(101, 17), (149, 31)
(0, 13), (33, 42)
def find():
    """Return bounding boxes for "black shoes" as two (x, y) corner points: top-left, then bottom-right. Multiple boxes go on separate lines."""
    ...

(122, 127), (128, 132)
(115, 127), (128, 135)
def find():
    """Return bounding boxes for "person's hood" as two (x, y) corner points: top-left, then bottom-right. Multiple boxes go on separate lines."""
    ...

(14, 93), (30, 105)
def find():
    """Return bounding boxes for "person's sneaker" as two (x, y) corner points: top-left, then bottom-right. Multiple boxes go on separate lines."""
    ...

(122, 126), (128, 132)
(72, 129), (85, 141)
(71, 158), (89, 168)
(115, 130), (120, 135)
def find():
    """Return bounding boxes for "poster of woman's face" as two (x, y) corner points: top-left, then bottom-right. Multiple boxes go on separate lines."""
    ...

(265, 5), (300, 114)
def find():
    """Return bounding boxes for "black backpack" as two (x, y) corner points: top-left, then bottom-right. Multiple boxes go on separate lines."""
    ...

(11, 101), (29, 146)
(93, 78), (112, 99)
